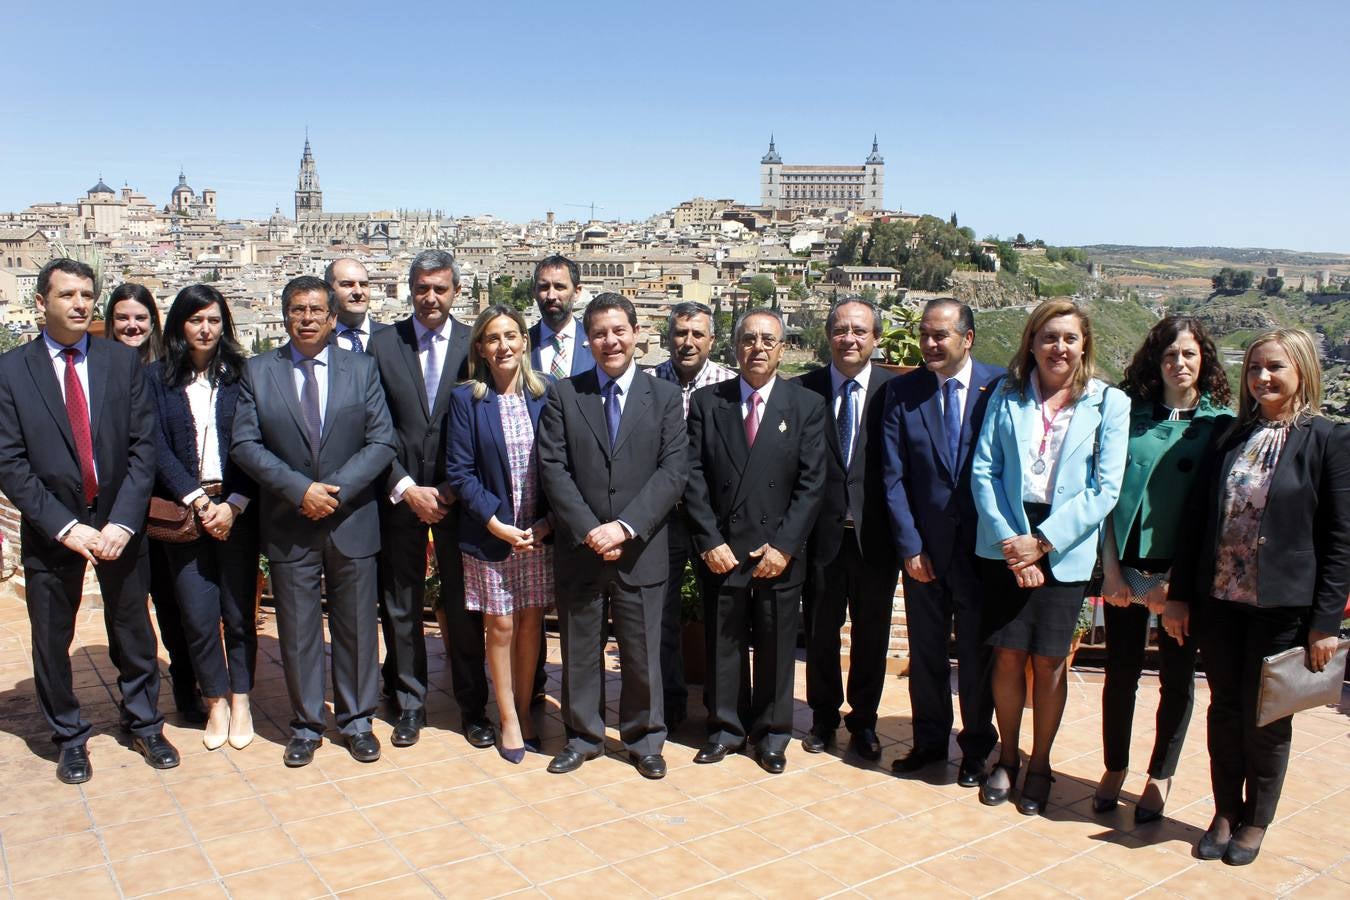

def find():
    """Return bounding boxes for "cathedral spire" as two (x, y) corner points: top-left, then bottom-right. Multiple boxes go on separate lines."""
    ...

(760, 134), (782, 165)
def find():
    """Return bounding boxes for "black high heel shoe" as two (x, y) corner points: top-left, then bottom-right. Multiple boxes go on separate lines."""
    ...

(1017, 769), (1055, 816)
(979, 759), (1020, 807)
(1134, 776), (1171, 824)
(1196, 818), (1232, 860)
(522, 736), (542, 754)
(497, 743), (526, 764)
(1093, 768), (1127, 813)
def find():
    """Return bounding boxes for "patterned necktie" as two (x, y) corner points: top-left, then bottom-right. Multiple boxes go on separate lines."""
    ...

(423, 331), (441, 410)
(943, 377), (961, 470)
(298, 358), (322, 464)
(550, 332), (568, 380)
(344, 328), (363, 353)
(62, 348), (98, 505)
(745, 391), (762, 447)
(602, 380), (622, 449)
(837, 379), (858, 467)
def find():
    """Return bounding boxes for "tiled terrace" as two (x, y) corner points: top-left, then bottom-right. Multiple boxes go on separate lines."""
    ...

(0, 582), (1346, 899)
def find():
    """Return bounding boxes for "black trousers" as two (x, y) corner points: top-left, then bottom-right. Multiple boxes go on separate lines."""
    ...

(25, 533), (163, 749)
(1101, 601), (1196, 778)
(557, 567), (666, 756)
(380, 514), (486, 720)
(901, 556), (997, 758)
(272, 543), (379, 740)
(163, 527), (259, 698)
(659, 506), (694, 721)
(703, 574), (801, 754)
(804, 533), (900, 734)
(146, 539), (198, 708)
(1195, 599), (1310, 828)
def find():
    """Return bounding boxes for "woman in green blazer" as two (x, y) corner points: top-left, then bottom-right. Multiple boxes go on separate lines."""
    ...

(1094, 317), (1233, 822)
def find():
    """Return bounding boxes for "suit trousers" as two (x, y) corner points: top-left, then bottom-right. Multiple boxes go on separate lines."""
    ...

(557, 567), (666, 756)
(660, 506), (694, 720)
(1101, 601), (1196, 778)
(163, 528), (259, 698)
(147, 539), (198, 708)
(379, 513), (486, 719)
(25, 537), (163, 749)
(804, 534), (900, 734)
(902, 558), (998, 758)
(272, 541), (379, 740)
(704, 575), (801, 754)
(1195, 599), (1309, 828)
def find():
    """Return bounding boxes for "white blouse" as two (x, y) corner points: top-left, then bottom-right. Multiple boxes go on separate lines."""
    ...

(1022, 370), (1077, 505)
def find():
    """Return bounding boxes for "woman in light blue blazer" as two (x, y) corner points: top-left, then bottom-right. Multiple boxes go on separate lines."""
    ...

(971, 299), (1130, 815)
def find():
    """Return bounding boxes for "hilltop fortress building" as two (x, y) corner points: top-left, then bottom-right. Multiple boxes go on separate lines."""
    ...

(293, 137), (442, 249)
(759, 136), (885, 212)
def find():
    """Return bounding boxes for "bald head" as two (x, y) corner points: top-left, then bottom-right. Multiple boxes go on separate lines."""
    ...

(325, 258), (371, 328)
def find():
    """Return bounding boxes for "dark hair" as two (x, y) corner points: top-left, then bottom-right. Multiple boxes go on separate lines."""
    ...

(281, 276), (336, 317)
(922, 297), (975, 336)
(105, 282), (164, 364)
(826, 298), (882, 337)
(161, 284), (245, 389)
(583, 292), (637, 333)
(407, 249), (460, 288)
(667, 301), (715, 337)
(532, 254), (580, 290)
(1120, 316), (1231, 406)
(37, 257), (95, 297)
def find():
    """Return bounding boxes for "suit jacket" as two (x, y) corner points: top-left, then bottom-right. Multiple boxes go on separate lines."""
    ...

(529, 318), (594, 375)
(798, 363), (898, 567)
(0, 336), (155, 558)
(537, 367), (688, 586)
(684, 376), (828, 589)
(882, 360), (1004, 576)
(445, 381), (550, 562)
(229, 343), (396, 563)
(971, 378), (1130, 582)
(145, 361), (256, 514)
(366, 316), (471, 499)
(329, 318), (390, 351)
(1168, 415), (1350, 635)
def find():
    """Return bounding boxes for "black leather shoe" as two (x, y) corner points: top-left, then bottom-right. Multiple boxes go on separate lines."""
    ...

(890, 745), (946, 774)
(346, 731), (381, 763)
(56, 745), (92, 784)
(1196, 828), (1229, 860)
(390, 710), (425, 748)
(693, 741), (740, 764)
(284, 737), (321, 767)
(801, 726), (835, 754)
(132, 734), (180, 770)
(957, 755), (988, 787)
(979, 761), (1020, 807)
(464, 718), (497, 749)
(756, 749), (787, 775)
(547, 746), (600, 774)
(631, 753), (667, 779)
(848, 729), (882, 761)
(1016, 770), (1055, 816)
(1223, 840), (1260, 866)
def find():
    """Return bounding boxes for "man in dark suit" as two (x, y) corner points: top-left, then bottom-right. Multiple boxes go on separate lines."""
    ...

(882, 298), (1004, 785)
(537, 293), (687, 779)
(326, 257), (389, 352)
(366, 249), (489, 749)
(231, 275), (396, 767)
(798, 299), (900, 762)
(0, 257), (178, 783)
(685, 308), (827, 774)
(528, 255), (594, 378)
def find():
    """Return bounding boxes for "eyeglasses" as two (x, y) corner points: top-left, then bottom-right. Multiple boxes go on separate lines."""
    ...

(287, 305), (330, 320)
(738, 333), (781, 350)
(830, 327), (873, 340)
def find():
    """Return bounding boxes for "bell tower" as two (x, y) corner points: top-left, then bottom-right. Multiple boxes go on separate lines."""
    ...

(294, 133), (322, 219)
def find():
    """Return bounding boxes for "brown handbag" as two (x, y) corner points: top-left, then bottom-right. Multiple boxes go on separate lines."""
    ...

(146, 496), (199, 543)
(1255, 640), (1350, 727)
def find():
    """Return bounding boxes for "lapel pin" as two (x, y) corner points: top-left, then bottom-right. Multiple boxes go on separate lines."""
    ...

(779, 420), (788, 433)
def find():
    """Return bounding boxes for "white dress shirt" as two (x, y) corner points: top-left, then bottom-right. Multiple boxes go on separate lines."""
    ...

(739, 375), (777, 426)
(392, 317), (454, 504)
(337, 314), (373, 353)
(179, 372), (250, 512)
(1022, 369), (1078, 505)
(829, 362), (872, 466)
(935, 355), (973, 433)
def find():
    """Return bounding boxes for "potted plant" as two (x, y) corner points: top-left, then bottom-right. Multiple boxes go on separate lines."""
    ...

(875, 300), (923, 371)
(679, 562), (706, 685)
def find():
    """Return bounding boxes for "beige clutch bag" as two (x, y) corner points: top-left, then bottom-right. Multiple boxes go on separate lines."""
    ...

(1255, 641), (1349, 727)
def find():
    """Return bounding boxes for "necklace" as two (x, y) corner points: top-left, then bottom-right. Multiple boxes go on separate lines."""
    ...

(1033, 400), (1065, 475)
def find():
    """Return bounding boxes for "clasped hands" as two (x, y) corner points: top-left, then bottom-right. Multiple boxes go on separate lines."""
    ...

(198, 500), (237, 541)
(488, 515), (551, 551)
(60, 523), (131, 563)
(1001, 533), (1046, 589)
(585, 521), (627, 562)
(701, 542), (790, 579)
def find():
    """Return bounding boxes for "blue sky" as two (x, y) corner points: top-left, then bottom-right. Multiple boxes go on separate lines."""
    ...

(2, 1), (1345, 251)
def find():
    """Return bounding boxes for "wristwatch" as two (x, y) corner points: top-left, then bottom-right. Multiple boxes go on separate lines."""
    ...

(1033, 530), (1053, 554)
(192, 496), (211, 516)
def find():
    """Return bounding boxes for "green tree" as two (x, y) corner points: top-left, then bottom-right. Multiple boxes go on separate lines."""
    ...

(1261, 276), (1284, 295)
(747, 274), (777, 306)
(995, 240), (1019, 275)
(830, 227), (867, 266)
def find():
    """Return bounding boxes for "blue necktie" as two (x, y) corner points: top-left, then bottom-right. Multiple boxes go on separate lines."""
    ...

(837, 379), (858, 466)
(603, 380), (622, 449)
(943, 378), (961, 470)
(344, 328), (364, 353)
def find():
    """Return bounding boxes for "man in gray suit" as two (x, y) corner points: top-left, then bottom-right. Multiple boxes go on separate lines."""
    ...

(232, 275), (396, 767)
(537, 293), (688, 778)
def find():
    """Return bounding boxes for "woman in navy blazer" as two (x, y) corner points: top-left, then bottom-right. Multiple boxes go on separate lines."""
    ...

(148, 284), (259, 751)
(1167, 329), (1350, 865)
(971, 299), (1130, 814)
(446, 305), (553, 763)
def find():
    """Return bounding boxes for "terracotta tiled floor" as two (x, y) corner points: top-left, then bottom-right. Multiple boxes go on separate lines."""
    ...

(0, 581), (1347, 898)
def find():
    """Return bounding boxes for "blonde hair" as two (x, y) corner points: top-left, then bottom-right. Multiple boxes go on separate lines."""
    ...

(1235, 328), (1323, 428)
(1005, 299), (1096, 400)
(465, 305), (548, 401)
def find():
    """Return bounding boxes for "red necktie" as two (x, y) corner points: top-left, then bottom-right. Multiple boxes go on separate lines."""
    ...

(62, 348), (98, 505)
(745, 391), (762, 447)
